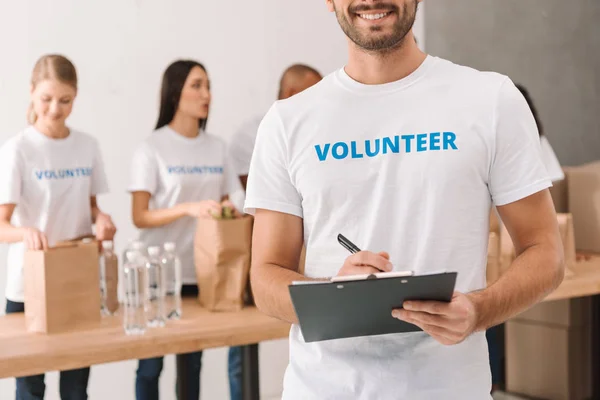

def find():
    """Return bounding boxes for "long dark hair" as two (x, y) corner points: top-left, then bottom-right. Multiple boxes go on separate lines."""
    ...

(516, 84), (543, 137)
(155, 60), (208, 130)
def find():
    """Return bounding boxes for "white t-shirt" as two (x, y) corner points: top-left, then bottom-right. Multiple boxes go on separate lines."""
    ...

(229, 115), (264, 176)
(245, 56), (551, 400)
(128, 126), (242, 284)
(540, 136), (565, 182)
(0, 126), (109, 302)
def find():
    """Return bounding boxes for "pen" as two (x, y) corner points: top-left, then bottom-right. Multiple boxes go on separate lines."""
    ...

(337, 233), (361, 254)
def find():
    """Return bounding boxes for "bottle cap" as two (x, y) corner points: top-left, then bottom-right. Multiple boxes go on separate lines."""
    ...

(147, 246), (161, 256)
(164, 242), (176, 252)
(132, 241), (145, 250)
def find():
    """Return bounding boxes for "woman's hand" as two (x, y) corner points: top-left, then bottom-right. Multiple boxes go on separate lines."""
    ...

(221, 199), (243, 218)
(180, 200), (223, 218)
(95, 213), (117, 241)
(23, 227), (48, 250)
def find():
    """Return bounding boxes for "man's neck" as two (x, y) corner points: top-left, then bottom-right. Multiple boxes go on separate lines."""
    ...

(169, 113), (200, 138)
(344, 32), (428, 85)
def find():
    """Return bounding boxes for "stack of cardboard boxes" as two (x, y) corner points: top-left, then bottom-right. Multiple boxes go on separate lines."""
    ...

(491, 161), (600, 400)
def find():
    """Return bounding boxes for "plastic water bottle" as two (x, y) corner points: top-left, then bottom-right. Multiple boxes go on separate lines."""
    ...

(146, 246), (166, 327)
(123, 250), (147, 335)
(99, 240), (119, 316)
(120, 239), (145, 302)
(162, 242), (182, 319)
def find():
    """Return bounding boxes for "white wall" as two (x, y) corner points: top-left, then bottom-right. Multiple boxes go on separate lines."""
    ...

(0, 1), (424, 399)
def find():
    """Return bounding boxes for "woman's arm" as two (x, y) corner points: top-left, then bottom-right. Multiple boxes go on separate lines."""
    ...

(132, 191), (222, 229)
(0, 204), (48, 249)
(90, 196), (117, 241)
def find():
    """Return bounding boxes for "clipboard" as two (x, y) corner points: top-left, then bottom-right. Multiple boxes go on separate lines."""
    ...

(288, 272), (457, 343)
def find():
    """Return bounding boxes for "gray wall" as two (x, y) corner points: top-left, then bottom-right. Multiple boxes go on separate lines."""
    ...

(425, 0), (600, 166)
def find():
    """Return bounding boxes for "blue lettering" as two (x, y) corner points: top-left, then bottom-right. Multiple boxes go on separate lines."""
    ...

(351, 141), (364, 159)
(417, 134), (427, 152)
(443, 132), (458, 150)
(365, 139), (380, 157)
(332, 142), (349, 160)
(35, 171), (43, 180)
(401, 135), (415, 153)
(315, 144), (330, 162)
(66, 169), (75, 177)
(430, 132), (441, 151)
(44, 171), (55, 179)
(383, 136), (399, 154)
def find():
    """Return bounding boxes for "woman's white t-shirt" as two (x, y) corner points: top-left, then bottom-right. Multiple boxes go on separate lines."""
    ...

(128, 126), (242, 284)
(245, 56), (551, 399)
(0, 126), (109, 302)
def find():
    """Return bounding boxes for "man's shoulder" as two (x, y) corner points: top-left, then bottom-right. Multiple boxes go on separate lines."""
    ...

(274, 73), (336, 115)
(431, 57), (510, 90)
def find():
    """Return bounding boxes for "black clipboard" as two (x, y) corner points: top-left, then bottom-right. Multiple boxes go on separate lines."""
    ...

(288, 272), (457, 343)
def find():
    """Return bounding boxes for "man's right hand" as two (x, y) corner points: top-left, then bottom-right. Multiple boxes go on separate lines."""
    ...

(23, 227), (48, 250)
(336, 251), (392, 276)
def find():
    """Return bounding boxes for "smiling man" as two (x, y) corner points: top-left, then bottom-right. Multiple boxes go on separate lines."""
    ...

(245, 1), (564, 399)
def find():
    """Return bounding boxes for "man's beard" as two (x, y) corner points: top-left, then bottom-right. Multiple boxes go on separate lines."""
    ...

(334, 1), (418, 52)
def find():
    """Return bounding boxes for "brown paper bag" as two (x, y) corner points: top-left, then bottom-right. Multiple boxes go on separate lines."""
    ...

(24, 240), (101, 334)
(194, 216), (253, 311)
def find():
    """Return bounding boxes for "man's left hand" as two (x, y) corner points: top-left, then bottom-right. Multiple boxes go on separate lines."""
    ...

(392, 292), (479, 345)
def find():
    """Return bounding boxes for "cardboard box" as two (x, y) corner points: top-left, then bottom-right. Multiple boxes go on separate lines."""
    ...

(499, 213), (576, 276)
(486, 232), (501, 285)
(549, 167), (571, 213)
(24, 240), (101, 334)
(567, 161), (600, 253)
(506, 320), (592, 400)
(514, 297), (591, 328)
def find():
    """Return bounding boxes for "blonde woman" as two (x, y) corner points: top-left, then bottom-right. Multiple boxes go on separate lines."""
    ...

(0, 54), (116, 399)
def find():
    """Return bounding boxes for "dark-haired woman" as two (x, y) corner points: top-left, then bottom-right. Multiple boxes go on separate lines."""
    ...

(128, 60), (243, 400)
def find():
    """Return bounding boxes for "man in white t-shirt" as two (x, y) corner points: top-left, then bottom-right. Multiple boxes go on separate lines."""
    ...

(230, 64), (322, 190)
(244, 1), (565, 399)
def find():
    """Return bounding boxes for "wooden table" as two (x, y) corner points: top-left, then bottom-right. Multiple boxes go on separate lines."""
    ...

(0, 299), (290, 400)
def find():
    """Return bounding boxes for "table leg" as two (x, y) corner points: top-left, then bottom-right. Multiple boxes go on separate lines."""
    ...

(242, 344), (260, 400)
(176, 354), (190, 400)
(592, 295), (600, 400)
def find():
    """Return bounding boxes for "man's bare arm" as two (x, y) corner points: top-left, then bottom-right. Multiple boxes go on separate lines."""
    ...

(470, 189), (565, 330)
(251, 209), (392, 324)
(250, 209), (308, 324)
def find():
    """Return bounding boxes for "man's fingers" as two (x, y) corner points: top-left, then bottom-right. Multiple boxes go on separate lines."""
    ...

(395, 309), (448, 327)
(403, 300), (449, 316)
(378, 251), (390, 260)
(351, 251), (392, 272)
(349, 265), (381, 275)
(392, 311), (458, 345)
